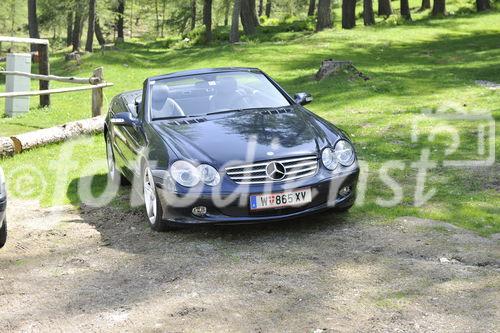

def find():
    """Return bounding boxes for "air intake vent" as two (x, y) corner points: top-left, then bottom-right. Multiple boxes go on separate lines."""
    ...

(171, 118), (207, 125)
(260, 107), (293, 115)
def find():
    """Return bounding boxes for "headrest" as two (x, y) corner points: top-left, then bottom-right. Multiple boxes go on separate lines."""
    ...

(216, 77), (238, 93)
(151, 85), (170, 110)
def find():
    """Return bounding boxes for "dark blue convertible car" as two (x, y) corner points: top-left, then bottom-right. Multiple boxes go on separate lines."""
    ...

(105, 68), (359, 231)
(0, 167), (7, 247)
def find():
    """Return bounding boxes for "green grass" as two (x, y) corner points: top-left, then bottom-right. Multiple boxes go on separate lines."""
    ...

(0, 1), (499, 235)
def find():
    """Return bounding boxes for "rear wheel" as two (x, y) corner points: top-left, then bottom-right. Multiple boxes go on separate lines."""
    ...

(142, 166), (173, 232)
(0, 219), (7, 248)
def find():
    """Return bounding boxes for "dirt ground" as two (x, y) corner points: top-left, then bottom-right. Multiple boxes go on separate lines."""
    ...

(0, 198), (498, 333)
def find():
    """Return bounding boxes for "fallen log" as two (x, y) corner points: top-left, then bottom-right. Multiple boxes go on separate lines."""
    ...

(0, 137), (15, 157)
(315, 59), (370, 81)
(0, 116), (104, 157)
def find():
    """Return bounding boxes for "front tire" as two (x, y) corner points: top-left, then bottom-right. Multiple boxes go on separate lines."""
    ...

(0, 220), (7, 248)
(106, 133), (129, 186)
(142, 166), (172, 232)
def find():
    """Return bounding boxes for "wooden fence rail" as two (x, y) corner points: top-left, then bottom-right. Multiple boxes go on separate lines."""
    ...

(1, 67), (113, 117)
(0, 71), (101, 84)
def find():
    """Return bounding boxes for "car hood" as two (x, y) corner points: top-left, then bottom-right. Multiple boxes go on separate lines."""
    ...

(151, 107), (337, 167)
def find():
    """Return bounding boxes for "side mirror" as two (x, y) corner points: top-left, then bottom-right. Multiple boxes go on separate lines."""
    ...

(294, 92), (313, 106)
(110, 112), (139, 127)
(134, 95), (142, 116)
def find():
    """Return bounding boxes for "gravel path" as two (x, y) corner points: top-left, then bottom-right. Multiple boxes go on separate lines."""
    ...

(0, 199), (498, 333)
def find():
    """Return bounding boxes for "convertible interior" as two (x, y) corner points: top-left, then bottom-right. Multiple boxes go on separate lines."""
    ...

(150, 76), (284, 119)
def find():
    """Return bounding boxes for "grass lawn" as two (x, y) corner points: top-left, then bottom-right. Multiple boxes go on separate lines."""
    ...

(0, 1), (498, 235)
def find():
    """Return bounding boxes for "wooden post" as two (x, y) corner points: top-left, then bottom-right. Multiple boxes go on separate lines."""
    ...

(91, 67), (104, 117)
(38, 44), (50, 107)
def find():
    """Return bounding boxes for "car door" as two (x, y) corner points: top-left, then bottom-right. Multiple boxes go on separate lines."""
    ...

(112, 98), (146, 178)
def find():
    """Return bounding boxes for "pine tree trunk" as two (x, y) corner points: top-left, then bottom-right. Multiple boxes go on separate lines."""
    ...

(203, 0), (212, 43)
(476, 0), (490, 11)
(265, 0), (272, 17)
(224, 0), (230, 26)
(72, 4), (83, 52)
(258, 0), (264, 16)
(363, 0), (375, 25)
(432, 0), (446, 15)
(316, 0), (332, 31)
(308, 0), (316, 16)
(230, 0), (241, 43)
(401, 0), (412, 20)
(66, 11), (73, 46)
(378, 0), (392, 16)
(116, 0), (125, 42)
(342, 0), (356, 29)
(27, 0), (40, 52)
(95, 17), (106, 46)
(241, 0), (259, 35)
(191, 0), (197, 30)
(419, 0), (431, 10)
(85, 0), (96, 52)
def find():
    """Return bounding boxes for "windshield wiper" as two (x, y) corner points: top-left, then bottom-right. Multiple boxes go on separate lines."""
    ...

(153, 115), (191, 121)
(205, 107), (274, 116)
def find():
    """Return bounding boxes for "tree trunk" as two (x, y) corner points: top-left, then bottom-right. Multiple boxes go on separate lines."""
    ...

(432, 0), (446, 15)
(363, 0), (375, 25)
(401, 0), (412, 20)
(342, 0), (356, 29)
(66, 11), (73, 47)
(258, 0), (264, 16)
(27, 0), (40, 52)
(241, 0), (259, 35)
(378, 0), (392, 16)
(85, 0), (96, 52)
(308, 0), (316, 16)
(130, 0), (134, 39)
(116, 0), (125, 42)
(419, 0), (431, 10)
(476, 0), (490, 11)
(203, 0), (212, 43)
(224, 0), (230, 26)
(72, 4), (83, 52)
(265, 0), (272, 17)
(160, 0), (166, 38)
(316, 0), (332, 31)
(230, 0), (241, 43)
(95, 17), (106, 46)
(191, 0), (197, 30)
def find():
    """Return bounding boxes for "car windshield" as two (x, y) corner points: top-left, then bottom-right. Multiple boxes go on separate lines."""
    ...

(149, 71), (291, 119)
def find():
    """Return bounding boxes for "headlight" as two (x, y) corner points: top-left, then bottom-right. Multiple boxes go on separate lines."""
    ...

(170, 161), (221, 187)
(197, 164), (220, 186)
(335, 140), (355, 166)
(321, 147), (338, 170)
(170, 161), (200, 187)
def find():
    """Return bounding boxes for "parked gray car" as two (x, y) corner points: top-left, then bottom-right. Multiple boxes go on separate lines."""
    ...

(0, 167), (6, 248)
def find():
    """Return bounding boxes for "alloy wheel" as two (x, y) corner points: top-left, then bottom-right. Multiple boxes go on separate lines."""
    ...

(143, 167), (158, 225)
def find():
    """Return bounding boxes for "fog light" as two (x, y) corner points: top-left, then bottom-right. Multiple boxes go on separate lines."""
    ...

(192, 206), (207, 217)
(339, 186), (351, 197)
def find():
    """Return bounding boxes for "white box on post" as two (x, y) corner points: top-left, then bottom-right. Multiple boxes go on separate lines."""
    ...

(5, 53), (31, 117)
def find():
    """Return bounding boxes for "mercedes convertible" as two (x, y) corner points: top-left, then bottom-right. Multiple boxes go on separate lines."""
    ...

(105, 68), (359, 231)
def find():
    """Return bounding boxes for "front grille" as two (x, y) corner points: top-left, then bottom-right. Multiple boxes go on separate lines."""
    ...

(225, 155), (318, 184)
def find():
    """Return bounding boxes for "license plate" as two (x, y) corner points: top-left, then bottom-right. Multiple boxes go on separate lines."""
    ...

(250, 188), (312, 210)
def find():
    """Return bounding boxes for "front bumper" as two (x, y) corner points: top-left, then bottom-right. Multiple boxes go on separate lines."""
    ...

(0, 196), (6, 227)
(155, 167), (359, 225)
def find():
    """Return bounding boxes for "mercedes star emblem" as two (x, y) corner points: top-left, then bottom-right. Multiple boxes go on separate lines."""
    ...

(266, 162), (287, 181)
